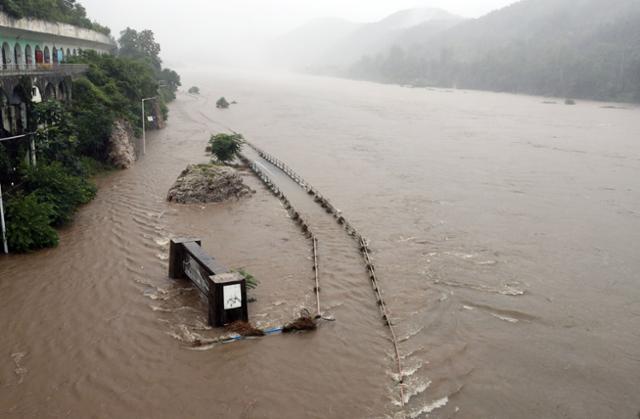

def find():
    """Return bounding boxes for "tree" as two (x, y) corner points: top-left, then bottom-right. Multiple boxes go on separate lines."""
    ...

(188, 86), (200, 94)
(208, 133), (244, 164)
(158, 68), (181, 101)
(118, 28), (162, 70)
(216, 97), (230, 109)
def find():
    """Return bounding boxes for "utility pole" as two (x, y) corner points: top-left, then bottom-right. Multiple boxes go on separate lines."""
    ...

(141, 97), (157, 156)
(0, 183), (8, 254)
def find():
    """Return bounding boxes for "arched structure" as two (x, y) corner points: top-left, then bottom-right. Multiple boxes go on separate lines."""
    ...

(43, 82), (56, 101)
(44, 46), (50, 64)
(2, 42), (11, 69)
(13, 43), (23, 69)
(25, 45), (33, 68)
(10, 86), (27, 134)
(52, 47), (59, 64)
(35, 46), (43, 64)
(57, 81), (67, 101)
(66, 48), (71, 60)
(0, 88), (10, 136)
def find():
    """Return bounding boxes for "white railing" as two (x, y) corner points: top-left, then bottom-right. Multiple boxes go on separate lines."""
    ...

(0, 63), (89, 75)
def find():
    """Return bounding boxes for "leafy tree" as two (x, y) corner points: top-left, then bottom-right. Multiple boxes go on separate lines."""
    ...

(158, 68), (181, 101)
(5, 192), (59, 253)
(209, 133), (244, 164)
(23, 162), (96, 226)
(118, 28), (162, 70)
(216, 97), (230, 109)
(188, 86), (200, 94)
(33, 100), (79, 167)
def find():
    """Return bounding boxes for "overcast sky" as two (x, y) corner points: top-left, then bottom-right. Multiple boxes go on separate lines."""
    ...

(81, 0), (519, 68)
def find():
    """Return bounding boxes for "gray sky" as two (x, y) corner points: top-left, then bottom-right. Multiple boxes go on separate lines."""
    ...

(81, 0), (519, 67)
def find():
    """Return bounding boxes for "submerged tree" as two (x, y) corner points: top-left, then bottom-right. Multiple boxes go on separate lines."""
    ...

(216, 97), (230, 109)
(208, 133), (243, 164)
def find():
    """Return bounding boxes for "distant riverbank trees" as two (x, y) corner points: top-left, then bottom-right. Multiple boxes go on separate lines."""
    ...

(347, 0), (640, 103)
(0, 21), (181, 252)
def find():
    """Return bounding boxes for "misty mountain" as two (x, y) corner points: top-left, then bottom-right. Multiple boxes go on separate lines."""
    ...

(320, 8), (462, 68)
(270, 17), (362, 69)
(271, 8), (462, 71)
(350, 0), (640, 102)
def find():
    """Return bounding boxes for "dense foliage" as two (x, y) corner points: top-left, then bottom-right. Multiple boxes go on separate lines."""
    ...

(349, 0), (640, 102)
(209, 133), (244, 164)
(5, 193), (58, 253)
(1, 25), (181, 252)
(118, 28), (181, 103)
(0, 0), (110, 34)
(23, 162), (96, 226)
(188, 86), (200, 95)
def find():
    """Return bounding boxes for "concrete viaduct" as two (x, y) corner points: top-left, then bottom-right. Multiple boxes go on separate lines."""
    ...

(0, 12), (115, 137)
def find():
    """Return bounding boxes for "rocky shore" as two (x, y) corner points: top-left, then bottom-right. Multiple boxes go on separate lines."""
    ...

(167, 164), (254, 204)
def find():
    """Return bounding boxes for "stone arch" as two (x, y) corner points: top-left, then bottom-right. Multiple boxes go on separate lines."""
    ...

(2, 42), (12, 69)
(0, 88), (10, 136)
(66, 48), (71, 59)
(25, 45), (33, 68)
(58, 81), (67, 101)
(35, 46), (43, 64)
(52, 47), (59, 64)
(72, 48), (77, 56)
(11, 84), (28, 105)
(43, 82), (57, 101)
(10, 85), (28, 134)
(44, 46), (51, 64)
(13, 43), (23, 69)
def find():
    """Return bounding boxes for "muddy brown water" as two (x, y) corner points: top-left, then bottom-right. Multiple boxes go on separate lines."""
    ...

(1, 68), (640, 418)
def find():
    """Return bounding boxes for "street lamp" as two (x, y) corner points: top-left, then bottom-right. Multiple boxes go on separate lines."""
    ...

(141, 96), (157, 156)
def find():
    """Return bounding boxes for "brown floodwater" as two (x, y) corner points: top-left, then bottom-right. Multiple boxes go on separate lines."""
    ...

(1, 69), (639, 418)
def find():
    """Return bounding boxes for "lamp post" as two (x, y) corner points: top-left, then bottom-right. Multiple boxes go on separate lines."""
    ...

(141, 96), (157, 156)
(0, 183), (8, 254)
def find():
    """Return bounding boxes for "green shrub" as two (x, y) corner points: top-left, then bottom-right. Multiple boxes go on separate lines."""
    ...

(188, 86), (200, 94)
(23, 163), (97, 226)
(5, 193), (59, 253)
(208, 133), (243, 164)
(236, 269), (259, 290)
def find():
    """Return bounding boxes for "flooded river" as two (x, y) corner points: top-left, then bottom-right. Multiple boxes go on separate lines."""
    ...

(1, 69), (639, 418)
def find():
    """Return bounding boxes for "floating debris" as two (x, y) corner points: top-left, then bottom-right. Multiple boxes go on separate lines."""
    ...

(225, 321), (266, 337)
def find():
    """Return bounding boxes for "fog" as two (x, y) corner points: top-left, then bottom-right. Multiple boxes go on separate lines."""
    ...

(81, 0), (518, 68)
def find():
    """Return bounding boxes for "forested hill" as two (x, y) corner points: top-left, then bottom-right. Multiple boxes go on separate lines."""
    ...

(0, 0), (110, 34)
(349, 0), (640, 102)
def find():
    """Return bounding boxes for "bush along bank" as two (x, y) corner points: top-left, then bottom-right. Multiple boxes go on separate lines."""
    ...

(0, 29), (181, 253)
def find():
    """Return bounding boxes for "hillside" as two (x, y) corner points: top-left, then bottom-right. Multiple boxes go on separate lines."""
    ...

(271, 8), (462, 72)
(0, 0), (110, 34)
(270, 17), (361, 70)
(350, 0), (640, 102)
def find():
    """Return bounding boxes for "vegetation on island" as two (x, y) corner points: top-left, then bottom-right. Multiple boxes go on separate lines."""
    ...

(0, 18), (181, 252)
(0, 0), (111, 35)
(216, 97), (230, 109)
(208, 133), (244, 164)
(188, 86), (200, 95)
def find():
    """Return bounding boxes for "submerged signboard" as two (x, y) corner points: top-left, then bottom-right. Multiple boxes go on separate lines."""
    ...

(169, 238), (248, 327)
